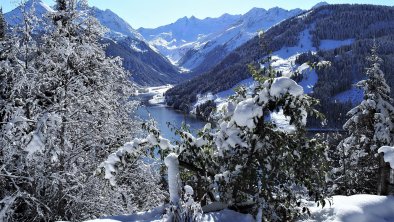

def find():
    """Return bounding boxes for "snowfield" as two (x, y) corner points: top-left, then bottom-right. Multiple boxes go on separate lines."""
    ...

(302, 195), (394, 222)
(84, 207), (254, 222)
(137, 85), (173, 105)
(84, 195), (394, 222)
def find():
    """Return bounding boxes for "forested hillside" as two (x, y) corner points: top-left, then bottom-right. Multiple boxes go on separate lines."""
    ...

(104, 37), (182, 86)
(165, 4), (394, 127)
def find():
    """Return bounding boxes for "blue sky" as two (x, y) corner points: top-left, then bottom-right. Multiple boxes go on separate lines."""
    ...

(1, 0), (394, 28)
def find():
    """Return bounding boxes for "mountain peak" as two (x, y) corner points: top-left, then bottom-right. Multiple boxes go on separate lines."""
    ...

(245, 7), (267, 17)
(312, 2), (330, 9)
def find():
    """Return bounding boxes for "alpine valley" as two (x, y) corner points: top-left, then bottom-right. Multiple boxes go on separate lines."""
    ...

(2, 0), (394, 221)
(7, 1), (394, 128)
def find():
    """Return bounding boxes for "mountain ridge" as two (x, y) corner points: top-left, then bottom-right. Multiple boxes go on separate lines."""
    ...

(4, 0), (182, 86)
(139, 6), (304, 76)
(165, 4), (394, 128)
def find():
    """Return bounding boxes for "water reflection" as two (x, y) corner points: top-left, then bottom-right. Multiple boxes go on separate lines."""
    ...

(136, 104), (206, 141)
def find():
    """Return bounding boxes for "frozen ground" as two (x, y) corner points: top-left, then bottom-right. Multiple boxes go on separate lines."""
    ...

(85, 207), (253, 222)
(85, 195), (394, 222)
(333, 87), (363, 104)
(301, 195), (394, 222)
(137, 85), (173, 105)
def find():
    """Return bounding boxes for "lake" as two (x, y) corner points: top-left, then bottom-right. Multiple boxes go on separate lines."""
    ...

(135, 85), (206, 140)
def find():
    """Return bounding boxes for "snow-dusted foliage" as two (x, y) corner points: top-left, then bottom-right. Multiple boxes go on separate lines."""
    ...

(210, 73), (328, 220)
(102, 56), (329, 221)
(0, 1), (160, 221)
(336, 45), (394, 195)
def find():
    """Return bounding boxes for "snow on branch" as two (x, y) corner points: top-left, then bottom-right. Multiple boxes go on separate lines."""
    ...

(99, 126), (174, 186)
(165, 153), (181, 204)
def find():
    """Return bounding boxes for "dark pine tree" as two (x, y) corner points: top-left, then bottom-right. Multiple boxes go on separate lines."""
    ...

(0, 7), (5, 39)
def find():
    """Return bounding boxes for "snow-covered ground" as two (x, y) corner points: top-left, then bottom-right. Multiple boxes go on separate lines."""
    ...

(85, 195), (394, 222)
(319, 39), (354, 51)
(137, 85), (173, 105)
(298, 63), (318, 94)
(333, 88), (363, 104)
(84, 207), (253, 222)
(301, 195), (394, 222)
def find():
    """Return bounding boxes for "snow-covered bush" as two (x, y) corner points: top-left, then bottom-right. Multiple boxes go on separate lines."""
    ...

(103, 68), (329, 221)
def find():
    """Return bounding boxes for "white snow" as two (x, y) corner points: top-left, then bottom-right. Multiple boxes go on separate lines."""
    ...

(232, 98), (263, 128)
(84, 195), (394, 222)
(298, 63), (318, 94)
(164, 153), (181, 204)
(302, 195), (394, 222)
(137, 85), (173, 105)
(208, 28), (358, 111)
(184, 185), (194, 196)
(202, 209), (254, 222)
(333, 88), (364, 104)
(25, 134), (44, 160)
(92, 7), (144, 40)
(378, 146), (394, 169)
(85, 206), (165, 222)
(84, 207), (253, 222)
(274, 29), (316, 60)
(270, 109), (296, 133)
(130, 41), (148, 53)
(320, 39), (355, 51)
(270, 77), (304, 98)
(140, 7), (302, 68)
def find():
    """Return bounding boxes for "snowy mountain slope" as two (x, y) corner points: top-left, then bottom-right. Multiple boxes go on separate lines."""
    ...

(90, 7), (182, 86)
(4, 0), (54, 26)
(104, 37), (181, 86)
(178, 7), (304, 74)
(138, 14), (242, 64)
(191, 28), (320, 113)
(91, 7), (144, 40)
(4, 0), (182, 86)
(165, 4), (394, 125)
(139, 7), (303, 75)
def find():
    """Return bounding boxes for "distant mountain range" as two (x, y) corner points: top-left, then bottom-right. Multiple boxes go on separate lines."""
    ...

(139, 7), (303, 75)
(4, 0), (336, 88)
(165, 3), (394, 128)
(4, 0), (181, 86)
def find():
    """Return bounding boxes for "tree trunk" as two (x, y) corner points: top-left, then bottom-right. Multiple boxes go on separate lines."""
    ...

(377, 153), (390, 195)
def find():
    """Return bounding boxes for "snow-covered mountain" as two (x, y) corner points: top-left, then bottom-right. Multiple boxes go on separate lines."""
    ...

(4, 0), (182, 86)
(179, 7), (304, 74)
(4, 0), (54, 26)
(91, 7), (144, 40)
(139, 7), (303, 74)
(165, 3), (394, 128)
(138, 14), (242, 64)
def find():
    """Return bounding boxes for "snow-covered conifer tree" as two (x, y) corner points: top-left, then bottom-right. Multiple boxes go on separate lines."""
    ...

(0, 0), (153, 221)
(337, 44), (394, 195)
